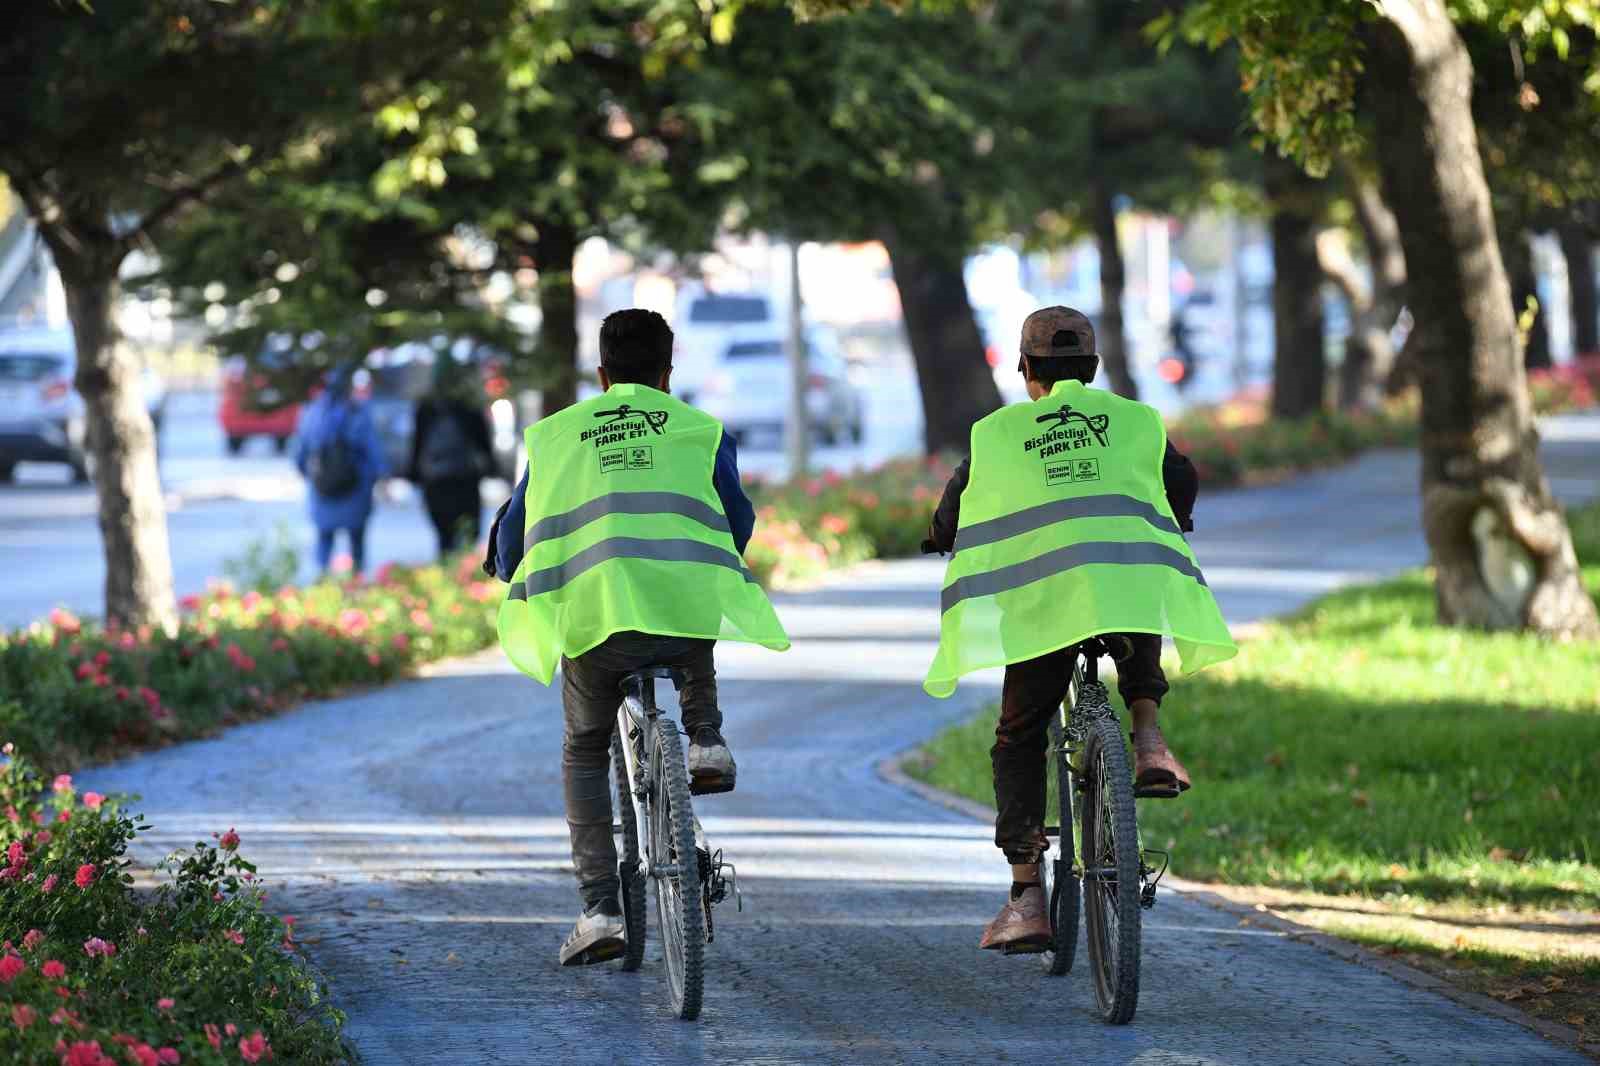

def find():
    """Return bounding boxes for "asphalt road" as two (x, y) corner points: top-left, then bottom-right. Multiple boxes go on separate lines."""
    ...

(76, 413), (1600, 1065)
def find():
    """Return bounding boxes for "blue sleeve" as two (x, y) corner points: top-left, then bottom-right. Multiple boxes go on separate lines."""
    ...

(714, 433), (755, 555)
(358, 409), (387, 480)
(496, 467), (530, 580)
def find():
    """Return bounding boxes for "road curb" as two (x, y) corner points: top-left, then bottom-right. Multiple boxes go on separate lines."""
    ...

(875, 746), (1595, 1061)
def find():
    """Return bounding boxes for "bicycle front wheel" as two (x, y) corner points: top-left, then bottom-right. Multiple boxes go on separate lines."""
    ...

(1043, 716), (1080, 976)
(612, 733), (646, 972)
(649, 724), (706, 1020)
(1080, 714), (1141, 1024)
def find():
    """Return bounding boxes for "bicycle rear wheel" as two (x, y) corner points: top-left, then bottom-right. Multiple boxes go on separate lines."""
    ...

(1080, 714), (1141, 1024)
(612, 733), (646, 972)
(649, 724), (706, 1020)
(1043, 716), (1080, 976)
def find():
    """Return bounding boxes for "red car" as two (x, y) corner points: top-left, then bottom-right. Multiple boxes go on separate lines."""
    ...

(219, 355), (300, 454)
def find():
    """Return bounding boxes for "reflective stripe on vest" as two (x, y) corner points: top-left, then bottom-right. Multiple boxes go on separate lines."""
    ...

(508, 536), (755, 601)
(525, 490), (730, 550)
(941, 539), (1207, 614)
(953, 492), (1180, 554)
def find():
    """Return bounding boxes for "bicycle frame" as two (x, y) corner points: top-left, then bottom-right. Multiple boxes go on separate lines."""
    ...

(615, 670), (672, 881)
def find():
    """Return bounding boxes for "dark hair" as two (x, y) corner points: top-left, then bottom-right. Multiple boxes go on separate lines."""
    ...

(1022, 354), (1098, 387)
(599, 309), (674, 384)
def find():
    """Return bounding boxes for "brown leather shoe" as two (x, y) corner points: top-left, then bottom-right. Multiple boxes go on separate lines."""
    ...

(978, 884), (1051, 952)
(1133, 727), (1192, 798)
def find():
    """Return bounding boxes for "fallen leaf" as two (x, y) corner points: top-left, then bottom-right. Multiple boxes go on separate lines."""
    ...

(1544, 976), (1567, 993)
(1387, 864), (1408, 879)
(1566, 1014), (1586, 1027)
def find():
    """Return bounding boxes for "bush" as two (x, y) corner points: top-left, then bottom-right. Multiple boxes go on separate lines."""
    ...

(0, 750), (348, 1064)
(0, 556), (501, 776)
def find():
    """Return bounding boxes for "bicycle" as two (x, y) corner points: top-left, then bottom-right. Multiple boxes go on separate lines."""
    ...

(1037, 636), (1168, 1025)
(609, 667), (741, 1020)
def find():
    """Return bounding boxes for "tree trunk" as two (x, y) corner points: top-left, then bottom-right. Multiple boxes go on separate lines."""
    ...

(883, 233), (1004, 455)
(1365, 0), (1598, 638)
(1559, 221), (1598, 354)
(54, 250), (179, 631)
(1336, 171), (1407, 409)
(1503, 228), (1552, 370)
(1266, 155), (1328, 418)
(1090, 180), (1138, 399)
(534, 220), (580, 414)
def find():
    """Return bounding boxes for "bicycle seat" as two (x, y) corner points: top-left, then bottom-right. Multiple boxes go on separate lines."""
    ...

(619, 666), (687, 692)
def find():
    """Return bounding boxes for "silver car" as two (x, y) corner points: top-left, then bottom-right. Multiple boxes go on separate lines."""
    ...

(0, 329), (165, 483)
(695, 325), (865, 446)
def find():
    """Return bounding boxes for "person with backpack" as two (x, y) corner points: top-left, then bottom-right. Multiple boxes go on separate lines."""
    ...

(408, 353), (494, 558)
(294, 364), (387, 577)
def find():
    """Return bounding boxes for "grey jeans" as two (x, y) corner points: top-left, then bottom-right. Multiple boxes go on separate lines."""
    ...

(561, 630), (720, 908)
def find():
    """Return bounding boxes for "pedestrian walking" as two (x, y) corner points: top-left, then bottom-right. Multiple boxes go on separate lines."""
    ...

(294, 364), (386, 577)
(408, 353), (494, 558)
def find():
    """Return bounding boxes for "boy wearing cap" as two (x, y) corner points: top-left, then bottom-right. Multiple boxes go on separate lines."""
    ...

(921, 306), (1236, 952)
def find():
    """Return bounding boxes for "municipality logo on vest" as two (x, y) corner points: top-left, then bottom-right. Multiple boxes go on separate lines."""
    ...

(1024, 403), (1111, 460)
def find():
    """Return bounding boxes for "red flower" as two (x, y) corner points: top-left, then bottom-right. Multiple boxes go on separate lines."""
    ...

(225, 644), (257, 673)
(93, 651), (110, 668)
(237, 1031), (271, 1063)
(114, 686), (130, 702)
(270, 637), (290, 652)
(367, 651), (381, 667)
(10, 1003), (35, 1028)
(218, 827), (240, 851)
(60, 1041), (111, 1066)
(178, 594), (202, 611)
(222, 929), (244, 946)
(203, 1024), (221, 1051)
(0, 952), (24, 983)
(75, 662), (96, 681)
(74, 863), (96, 890)
(157, 1050), (180, 1065)
(138, 687), (162, 712)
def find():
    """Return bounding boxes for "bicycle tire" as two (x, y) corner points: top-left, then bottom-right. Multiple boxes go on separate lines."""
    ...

(1043, 716), (1080, 977)
(650, 724), (706, 1020)
(612, 733), (646, 972)
(1080, 714), (1141, 1024)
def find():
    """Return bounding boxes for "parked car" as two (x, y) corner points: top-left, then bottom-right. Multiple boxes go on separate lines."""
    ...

(0, 328), (166, 483)
(219, 340), (301, 454)
(694, 325), (865, 446)
(672, 289), (781, 405)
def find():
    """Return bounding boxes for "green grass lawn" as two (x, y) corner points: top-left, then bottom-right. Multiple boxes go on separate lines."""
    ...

(911, 501), (1600, 911)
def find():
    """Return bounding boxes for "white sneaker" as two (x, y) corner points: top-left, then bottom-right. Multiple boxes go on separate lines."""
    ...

(558, 900), (626, 966)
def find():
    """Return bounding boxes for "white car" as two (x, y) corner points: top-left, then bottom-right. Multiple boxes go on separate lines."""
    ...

(0, 329), (166, 483)
(694, 325), (864, 446)
(671, 289), (779, 406)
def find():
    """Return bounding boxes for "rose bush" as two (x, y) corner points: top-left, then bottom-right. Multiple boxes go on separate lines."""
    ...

(0, 749), (348, 1064)
(0, 555), (500, 776)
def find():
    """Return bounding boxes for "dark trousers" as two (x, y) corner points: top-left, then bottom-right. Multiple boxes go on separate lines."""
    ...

(422, 479), (482, 557)
(315, 526), (367, 574)
(993, 634), (1169, 865)
(561, 631), (720, 907)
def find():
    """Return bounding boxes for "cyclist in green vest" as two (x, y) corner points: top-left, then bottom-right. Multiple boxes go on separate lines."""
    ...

(486, 308), (789, 966)
(922, 306), (1235, 952)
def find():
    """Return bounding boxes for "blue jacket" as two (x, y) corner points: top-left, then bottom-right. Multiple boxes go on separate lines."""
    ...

(495, 431), (754, 581)
(294, 394), (387, 532)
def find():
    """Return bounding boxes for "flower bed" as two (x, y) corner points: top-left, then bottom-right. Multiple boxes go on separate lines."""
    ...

(0, 751), (347, 1063)
(0, 556), (501, 777)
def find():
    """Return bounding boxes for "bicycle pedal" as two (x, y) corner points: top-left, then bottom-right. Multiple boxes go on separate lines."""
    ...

(1002, 939), (1049, 956)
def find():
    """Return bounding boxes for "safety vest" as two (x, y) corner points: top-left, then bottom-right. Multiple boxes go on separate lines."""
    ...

(924, 380), (1235, 698)
(498, 383), (790, 684)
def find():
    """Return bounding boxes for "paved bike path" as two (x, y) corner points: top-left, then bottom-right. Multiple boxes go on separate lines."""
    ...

(82, 416), (1600, 1065)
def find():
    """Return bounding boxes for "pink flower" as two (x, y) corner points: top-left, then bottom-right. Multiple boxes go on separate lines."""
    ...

(50, 608), (82, 635)
(130, 1046), (160, 1066)
(179, 594), (201, 611)
(218, 827), (240, 851)
(138, 687), (161, 712)
(53, 774), (73, 794)
(225, 644), (256, 673)
(60, 1042), (109, 1066)
(74, 863), (96, 889)
(57, 809), (72, 823)
(391, 634), (410, 651)
(75, 662), (96, 681)
(82, 792), (103, 811)
(41, 874), (58, 894)
(22, 929), (43, 951)
(10, 1003), (35, 1028)
(117, 631), (137, 651)
(157, 1050), (180, 1065)
(225, 1023), (238, 1037)
(114, 686), (130, 702)
(3, 805), (15, 822)
(367, 651), (382, 667)
(41, 959), (65, 979)
(237, 1031), (271, 1062)
(35, 829), (51, 846)
(0, 953), (24, 982)
(270, 637), (289, 652)
(223, 929), (244, 946)
(92, 651), (110, 668)
(83, 937), (115, 958)
(7, 840), (26, 867)
(156, 997), (174, 1011)
(204, 1023), (222, 1050)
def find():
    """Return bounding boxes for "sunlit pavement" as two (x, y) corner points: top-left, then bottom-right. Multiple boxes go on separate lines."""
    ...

(72, 412), (1600, 1064)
